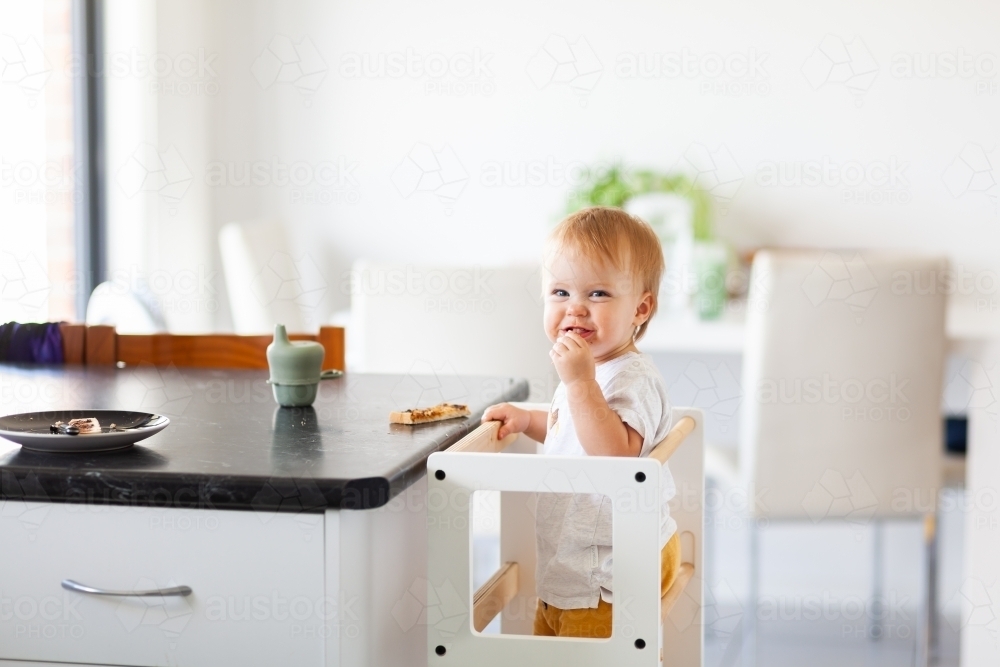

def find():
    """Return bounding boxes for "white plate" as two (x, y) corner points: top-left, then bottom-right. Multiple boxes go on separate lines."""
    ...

(0, 410), (170, 453)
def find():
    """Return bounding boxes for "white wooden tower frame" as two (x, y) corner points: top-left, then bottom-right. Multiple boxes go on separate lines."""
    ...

(426, 405), (704, 666)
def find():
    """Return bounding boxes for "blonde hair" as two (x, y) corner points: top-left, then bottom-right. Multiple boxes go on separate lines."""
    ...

(546, 206), (664, 341)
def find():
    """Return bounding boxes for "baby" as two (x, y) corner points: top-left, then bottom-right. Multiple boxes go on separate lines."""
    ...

(483, 206), (680, 639)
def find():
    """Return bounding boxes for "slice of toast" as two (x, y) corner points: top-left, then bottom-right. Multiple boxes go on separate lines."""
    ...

(389, 403), (470, 425)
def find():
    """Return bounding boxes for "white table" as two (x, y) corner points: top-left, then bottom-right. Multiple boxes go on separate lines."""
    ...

(642, 295), (1000, 356)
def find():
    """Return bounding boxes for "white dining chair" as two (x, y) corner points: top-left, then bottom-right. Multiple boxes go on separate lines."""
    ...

(219, 219), (324, 334)
(86, 280), (167, 333)
(349, 259), (556, 402)
(739, 249), (948, 666)
(351, 260), (559, 596)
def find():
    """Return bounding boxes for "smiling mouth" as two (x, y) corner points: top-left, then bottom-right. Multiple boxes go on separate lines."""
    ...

(561, 326), (594, 339)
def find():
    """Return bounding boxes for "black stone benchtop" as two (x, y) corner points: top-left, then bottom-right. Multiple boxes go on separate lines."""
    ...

(0, 364), (528, 511)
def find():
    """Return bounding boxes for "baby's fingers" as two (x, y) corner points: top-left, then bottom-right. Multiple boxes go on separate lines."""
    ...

(561, 331), (585, 348)
(481, 404), (507, 423)
(495, 421), (511, 439)
(482, 405), (513, 437)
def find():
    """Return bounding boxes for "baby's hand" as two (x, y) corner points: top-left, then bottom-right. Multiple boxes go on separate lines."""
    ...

(550, 331), (596, 385)
(482, 403), (530, 440)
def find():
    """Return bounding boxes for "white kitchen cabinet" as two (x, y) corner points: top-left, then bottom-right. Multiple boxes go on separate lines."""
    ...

(0, 476), (430, 667)
(328, 475), (427, 667)
(0, 502), (325, 667)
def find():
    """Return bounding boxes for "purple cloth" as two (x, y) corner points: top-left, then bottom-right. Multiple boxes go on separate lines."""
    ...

(0, 322), (65, 364)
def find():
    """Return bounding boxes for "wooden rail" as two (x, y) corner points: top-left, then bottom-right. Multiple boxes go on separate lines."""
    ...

(648, 416), (696, 465)
(447, 421), (518, 453)
(472, 562), (519, 632)
(661, 562), (695, 617)
(471, 558), (695, 631)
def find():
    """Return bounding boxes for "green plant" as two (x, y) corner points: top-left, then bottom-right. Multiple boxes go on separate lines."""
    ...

(566, 166), (714, 240)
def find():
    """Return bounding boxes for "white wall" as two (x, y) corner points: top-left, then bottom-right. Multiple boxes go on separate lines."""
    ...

(142, 0), (1000, 331)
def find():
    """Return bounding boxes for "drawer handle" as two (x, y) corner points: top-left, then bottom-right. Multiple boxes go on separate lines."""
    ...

(61, 579), (193, 597)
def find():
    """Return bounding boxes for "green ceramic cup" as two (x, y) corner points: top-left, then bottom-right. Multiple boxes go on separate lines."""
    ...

(266, 324), (335, 407)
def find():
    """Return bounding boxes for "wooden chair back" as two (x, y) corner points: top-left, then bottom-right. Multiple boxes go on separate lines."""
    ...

(56, 324), (344, 371)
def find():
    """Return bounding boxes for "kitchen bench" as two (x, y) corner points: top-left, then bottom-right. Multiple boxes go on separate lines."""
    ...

(0, 364), (528, 667)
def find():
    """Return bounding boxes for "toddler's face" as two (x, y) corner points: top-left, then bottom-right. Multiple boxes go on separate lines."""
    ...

(542, 246), (652, 361)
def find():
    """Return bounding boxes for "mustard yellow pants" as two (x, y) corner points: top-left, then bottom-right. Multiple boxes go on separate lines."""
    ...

(533, 531), (682, 638)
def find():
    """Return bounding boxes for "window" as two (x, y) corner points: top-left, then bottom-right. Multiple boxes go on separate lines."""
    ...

(1, 0), (79, 323)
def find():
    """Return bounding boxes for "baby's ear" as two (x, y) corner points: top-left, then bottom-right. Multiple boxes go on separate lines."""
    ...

(634, 291), (655, 319)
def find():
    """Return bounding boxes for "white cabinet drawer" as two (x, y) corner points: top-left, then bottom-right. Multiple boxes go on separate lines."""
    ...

(0, 502), (324, 667)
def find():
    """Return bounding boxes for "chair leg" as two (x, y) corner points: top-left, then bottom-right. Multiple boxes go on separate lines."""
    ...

(868, 519), (884, 642)
(915, 513), (938, 667)
(706, 479), (717, 590)
(744, 519), (759, 667)
(926, 513), (939, 665)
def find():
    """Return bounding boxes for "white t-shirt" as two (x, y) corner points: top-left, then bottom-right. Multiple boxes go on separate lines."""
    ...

(534, 351), (676, 609)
